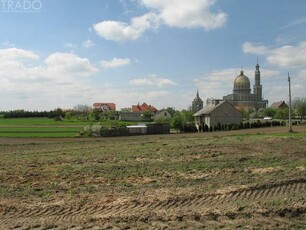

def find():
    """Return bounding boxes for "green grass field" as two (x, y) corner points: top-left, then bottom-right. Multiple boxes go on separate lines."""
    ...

(0, 118), (139, 137)
(0, 118), (93, 126)
(0, 118), (91, 137)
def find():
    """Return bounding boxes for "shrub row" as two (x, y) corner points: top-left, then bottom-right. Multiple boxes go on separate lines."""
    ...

(189, 120), (287, 133)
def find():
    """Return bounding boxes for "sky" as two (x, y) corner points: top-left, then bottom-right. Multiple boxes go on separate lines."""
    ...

(0, 0), (306, 111)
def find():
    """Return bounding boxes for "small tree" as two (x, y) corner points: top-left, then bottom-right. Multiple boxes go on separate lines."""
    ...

(89, 108), (101, 121)
(166, 107), (176, 117)
(142, 110), (153, 121)
(171, 112), (186, 132)
(74, 104), (92, 120)
(121, 107), (131, 112)
(262, 108), (276, 118)
(182, 110), (194, 123)
(275, 108), (289, 119)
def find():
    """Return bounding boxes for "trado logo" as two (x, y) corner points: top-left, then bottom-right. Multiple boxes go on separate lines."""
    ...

(1, 0), (42, 13)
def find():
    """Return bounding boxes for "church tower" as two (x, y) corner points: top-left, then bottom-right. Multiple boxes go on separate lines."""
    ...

(253, 61), (262, 102)
(192, 90), (203, 112)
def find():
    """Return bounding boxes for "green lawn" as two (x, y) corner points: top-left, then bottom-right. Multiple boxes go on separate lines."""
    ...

(0, 118), (92, 137)
(0, 118), (94, 126)
(0, 118), (139, 138)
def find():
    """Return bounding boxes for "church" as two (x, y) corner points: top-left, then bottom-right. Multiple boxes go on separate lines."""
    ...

(192, 62), (268, 113)
(222, 62), (268, 110)
(191, 90), (203, 112)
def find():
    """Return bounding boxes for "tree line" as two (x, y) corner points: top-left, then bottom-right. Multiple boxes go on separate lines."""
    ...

(1, 108), (65, 119)
(1, 97), (305, 125)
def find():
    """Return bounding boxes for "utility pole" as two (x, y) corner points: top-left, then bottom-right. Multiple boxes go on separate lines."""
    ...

(288, 73), (293, 132)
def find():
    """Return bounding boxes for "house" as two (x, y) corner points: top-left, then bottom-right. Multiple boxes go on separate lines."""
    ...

(270, 101), (288, 109)
(132, 103), (157, 113)
(152, 109), (172, 121)
(93, 103), (116, 112)
(193, 100), (242, 130)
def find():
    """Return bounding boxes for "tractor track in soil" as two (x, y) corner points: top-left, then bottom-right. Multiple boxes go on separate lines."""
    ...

(1, 178), (306, 228)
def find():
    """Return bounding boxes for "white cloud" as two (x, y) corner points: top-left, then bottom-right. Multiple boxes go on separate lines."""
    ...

(147, 90), (170, 98)
(2, 40), (15, 47)
(0, 48), (39, 61)
(129, 75), (177, 87)
(194, 68), (238, 99)
(267, 42), (306, 67)
(45, 52), (98, 78)
(93, 0), (226, 42)
(297, 69), (306, 80)
(82, 39), (95, 48)
(243, 41), (306, 68)
(140, 0), (227, 29)
(0, 49), (100, 110)
(281, 17), (306, 29)
(101, 57), (131, 69)
(93, 12), (159, 42)
(242, 42), (269, 55)
(63, 42), (77, 50)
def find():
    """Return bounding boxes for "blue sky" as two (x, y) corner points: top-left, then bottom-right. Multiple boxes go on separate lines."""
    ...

(0, 0), (306, 111)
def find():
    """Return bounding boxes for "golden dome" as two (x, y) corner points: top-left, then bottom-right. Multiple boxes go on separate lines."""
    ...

(234, 70), (250, 87)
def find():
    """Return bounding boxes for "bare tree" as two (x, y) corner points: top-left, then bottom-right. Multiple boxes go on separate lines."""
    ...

(74, 104), (92, 120)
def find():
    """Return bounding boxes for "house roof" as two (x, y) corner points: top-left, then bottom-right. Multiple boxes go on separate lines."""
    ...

(193, 100), (239, 116)
(152, 109), (172, 118)
(270, 101), (288, 109)
(132, 103), (157, 113)
(93, 103), (116, 110)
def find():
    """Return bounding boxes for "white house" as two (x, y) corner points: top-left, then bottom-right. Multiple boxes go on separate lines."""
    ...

(152, 109), (172, 121)
(193, 100), (242, 130)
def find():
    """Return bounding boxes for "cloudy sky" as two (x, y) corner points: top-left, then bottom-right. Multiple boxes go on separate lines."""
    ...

(0, 0), (306, 111)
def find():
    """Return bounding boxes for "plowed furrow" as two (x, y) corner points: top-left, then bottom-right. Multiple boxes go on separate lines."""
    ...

(193, 196), (208, 207)
(2, 179), (305, 223)
(58, 206), (74, 216)
(89, 206), (107, 216)
(20, 208), (42, 218)
(108, 203), (134, 216)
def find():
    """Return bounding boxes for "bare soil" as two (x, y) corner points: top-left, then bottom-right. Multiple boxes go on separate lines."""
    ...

(0, 126), (306, 229)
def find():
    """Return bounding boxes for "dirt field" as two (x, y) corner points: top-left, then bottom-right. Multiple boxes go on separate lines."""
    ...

(0, 126), (306, 229)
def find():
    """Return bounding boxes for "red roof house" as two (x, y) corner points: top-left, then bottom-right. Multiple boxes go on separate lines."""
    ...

(270, 101), (288, 109)
(93, 103), (116, 111)
(131, 103), (157, 113)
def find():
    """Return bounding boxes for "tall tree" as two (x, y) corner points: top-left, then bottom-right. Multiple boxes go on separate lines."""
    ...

(292, 97), (306, 121)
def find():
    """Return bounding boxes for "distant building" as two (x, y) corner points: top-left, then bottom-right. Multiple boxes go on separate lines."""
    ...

(119, 112), (143, 122)
(270, 101), (288, 109)
(132, 103), (157, 113)
(191, 90), (203, 112)
(223, 62), (268, 110)
(152, 109), (172, 121)
(194, 100), (242, 130)
(93, 103), (116, 112)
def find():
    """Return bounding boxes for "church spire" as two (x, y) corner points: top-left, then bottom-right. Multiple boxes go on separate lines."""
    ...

(192, 90), (203, 112)
(253, 60), (262, 101)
